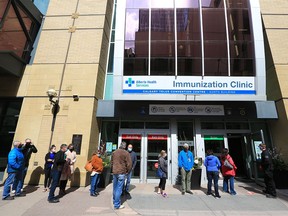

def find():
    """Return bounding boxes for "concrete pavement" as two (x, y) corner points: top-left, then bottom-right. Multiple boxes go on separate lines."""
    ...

(1, 181), (288, 216)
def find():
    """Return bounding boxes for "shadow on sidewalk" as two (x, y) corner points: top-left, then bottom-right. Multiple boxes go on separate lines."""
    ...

(23, 185), (40, 194)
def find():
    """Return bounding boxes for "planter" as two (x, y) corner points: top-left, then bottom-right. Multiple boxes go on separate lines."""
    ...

(176, 168), (202, 189)
(99, 167), (112, 188)
(273, 170), (288, 189)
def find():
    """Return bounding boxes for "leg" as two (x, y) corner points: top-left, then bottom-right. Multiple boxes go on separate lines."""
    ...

(94, 174), (100, 194)
(213, 171), (220, 197)
(48, 170), (60, 201)
(207, 171), (212, 195)
(223, 176), (229, 193)
(125, 171), (132, 193)
(265, 170), (277, 197)
(113, 174), (126, 209)
(15, 170), (23, 195)
(180, 168), (186, 193)
(90, 174), (96, 195)
(158, 178), (163, 193)
(2, 173), (16, 199)
(186, 169), (192, 192)
(47, 169), (52, 188)
(44, 168), (49, 188)
(229, 176), (236, 195)
(20, 167), (28, 189)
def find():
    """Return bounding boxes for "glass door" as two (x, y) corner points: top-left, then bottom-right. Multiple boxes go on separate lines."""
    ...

(146, 134), (168, 181)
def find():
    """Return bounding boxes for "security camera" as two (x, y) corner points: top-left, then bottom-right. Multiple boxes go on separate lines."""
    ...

(47, 89), (57, 98)
(73, 94), (79, 101)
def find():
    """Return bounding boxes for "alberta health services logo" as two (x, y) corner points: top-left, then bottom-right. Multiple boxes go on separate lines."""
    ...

(125, 78), (135, 87)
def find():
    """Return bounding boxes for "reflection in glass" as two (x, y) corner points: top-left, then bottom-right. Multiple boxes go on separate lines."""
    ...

(226, 0), (248, 9)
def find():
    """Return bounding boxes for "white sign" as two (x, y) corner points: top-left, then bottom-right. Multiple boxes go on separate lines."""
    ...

(123, 76), (256, 95)
(149, 104), (224, 115)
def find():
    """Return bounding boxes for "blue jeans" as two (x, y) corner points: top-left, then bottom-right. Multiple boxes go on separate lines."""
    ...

(90, 173), (100, 195)
(13, 167), (27, 191)
(2, 171), (22, 199)
(48, 169), (61, 201)
(223, 175), (236, 195)
(113, 174), (126, 209)
(125, 171), (132, 193)
(207, 171), (219, 196)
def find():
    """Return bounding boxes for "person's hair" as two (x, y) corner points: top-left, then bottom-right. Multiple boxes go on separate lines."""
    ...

(25, 138), (31, 142)
(50, 145), (56, 151)
(60, 144), (67, 149)
(206, 149), (213, 156)
(183, 143), (189, 149)
(68, 144), (74, 149)
(13, 141), (21, 147)
(160, 150), (166, 157)
(120, 141), (126, 149)
(222, 148), (229, 155)
(259, 143), (266, 149)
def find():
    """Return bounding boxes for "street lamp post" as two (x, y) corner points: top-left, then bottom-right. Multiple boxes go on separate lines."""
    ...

(47, 89), (60, 148)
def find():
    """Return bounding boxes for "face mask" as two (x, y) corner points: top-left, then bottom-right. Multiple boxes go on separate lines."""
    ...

(69, 148), (74, 152)
(128, 148), (132, 152)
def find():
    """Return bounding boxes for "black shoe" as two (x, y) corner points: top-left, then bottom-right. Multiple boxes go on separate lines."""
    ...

(95, 192), (99, 196)
(15, 193), (26, 197)
(126, 192), (132, 199)
(2, 196), (14, 200)
(90, 193), (97, 197)
(181, 192), (185, 195)
(206, 192), (212, 196)
(48, 199), (59, 203)
(262, 190), (267, 194)
(266, 194), (277, 199)
(215, 195), (221, 199)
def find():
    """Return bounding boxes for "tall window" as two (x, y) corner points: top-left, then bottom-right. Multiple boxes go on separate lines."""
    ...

(122, 0), (254, 77)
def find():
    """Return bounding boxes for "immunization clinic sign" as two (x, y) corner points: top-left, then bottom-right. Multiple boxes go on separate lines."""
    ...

(123, 76), (256, 95)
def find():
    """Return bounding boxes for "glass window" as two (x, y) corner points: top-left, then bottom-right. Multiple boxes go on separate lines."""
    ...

(101, 121), (119, 144)
(201, 122), (225, 129)
(146, 122), (169, 129)
(121, 121), (144, 129)
(177, 122), (194, 141)
(226, 122), (249, 130)
(226, 0), (248, 9)
(124, 8), (148, 75)
(0, 0), (8, 23)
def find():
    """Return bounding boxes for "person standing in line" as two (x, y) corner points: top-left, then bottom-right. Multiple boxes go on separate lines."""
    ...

(204, 149), (221, 198)
(2, 141), (25, 200)
(90, 152), (103, 197)
(14, 138), (37, 192)
(124, 144), (137, 197)
(48, 144), (67, 203)
(157, 150), (168, 198)
(178, 143), (194, 195)
(59, 144), (77, 196)
(43, 145), (56, 192)
(111, 142), (132, 210)
(221, 148), (237, 195)
(259, 143), (277, 198)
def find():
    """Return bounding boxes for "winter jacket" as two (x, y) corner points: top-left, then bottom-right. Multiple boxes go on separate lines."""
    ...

(178, 150), (194, 171)
(52, 150), (66, 171)
(7, 148), (24, 173)
(221, 154), (237, 176)
(44, 152), (55, 169)
(159, 156), (168, 178)
(129, 151), (137, 170)
(261, 150), (274, 171)
(91, 154), (104, 173)
(111, 148), (132, 174)
(204, 155), (221, 172)
(22, 144), (38, 167)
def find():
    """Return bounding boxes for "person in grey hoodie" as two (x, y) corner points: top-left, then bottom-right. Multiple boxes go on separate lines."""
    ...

(157, 150), (168, 197)
(204, 149), (221, 198)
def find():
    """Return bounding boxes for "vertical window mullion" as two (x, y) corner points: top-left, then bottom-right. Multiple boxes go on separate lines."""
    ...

(223, 0), (231, 76)
(148, 0), (151, 76)
(199, 0), (205, 78)
(174, 0), (178, 77)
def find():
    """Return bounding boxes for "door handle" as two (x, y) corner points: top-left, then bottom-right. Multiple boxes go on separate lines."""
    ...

(169, 160), (172, 164)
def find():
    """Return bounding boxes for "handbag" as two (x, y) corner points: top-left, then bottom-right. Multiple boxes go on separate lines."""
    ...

(224, 159), (233, 170)
(156, 167), (164, 178)
(84, 160), (93, 172)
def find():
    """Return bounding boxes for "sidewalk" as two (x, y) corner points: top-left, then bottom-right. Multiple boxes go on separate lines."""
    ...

(0, 181), (288, 216)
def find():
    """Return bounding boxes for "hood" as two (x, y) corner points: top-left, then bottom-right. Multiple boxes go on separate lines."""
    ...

(206, 155), (215, 160)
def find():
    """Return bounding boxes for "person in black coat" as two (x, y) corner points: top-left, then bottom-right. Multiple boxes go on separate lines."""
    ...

(43, 145), (56, 192)
(259, 143), (277, 198)
(48, 144), (67, 203)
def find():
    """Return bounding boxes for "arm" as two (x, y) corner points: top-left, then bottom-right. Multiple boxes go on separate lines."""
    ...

(228, 156), (237, 169)
(178, 152), (183, 168)
(216, 157), (221, 170)
(132, 153), (137, 170)
(126, 153), (132, 173)
(8, 151), (21, 170)
(31, 145), (38, 153)
(159, 158), (168, 173)
(71, 152), (77, 164)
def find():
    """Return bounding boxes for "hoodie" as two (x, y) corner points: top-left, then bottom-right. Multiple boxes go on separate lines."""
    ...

(204, 155), (221, 172)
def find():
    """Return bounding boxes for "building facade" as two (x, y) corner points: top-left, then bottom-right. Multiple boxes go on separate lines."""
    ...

(0, 0), (288, 187)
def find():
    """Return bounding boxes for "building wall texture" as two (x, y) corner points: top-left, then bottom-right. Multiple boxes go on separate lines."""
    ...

(13, 0), (113, 186)
(260, 0), (288, 162)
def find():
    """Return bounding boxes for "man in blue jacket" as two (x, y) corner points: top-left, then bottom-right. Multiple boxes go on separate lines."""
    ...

(178, 143), (194, 195)
(2, 141), (25, 200)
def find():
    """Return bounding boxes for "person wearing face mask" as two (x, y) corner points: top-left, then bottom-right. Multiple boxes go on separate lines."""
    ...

(13, 138), (37, 193)
(43, 145), (56, 192)
(89, 151), (103, 196)
(123, 144), (137, 197)
(157, 150), (168, 197)
(59, 144), (77, 196)
(2, 141), (25, 200)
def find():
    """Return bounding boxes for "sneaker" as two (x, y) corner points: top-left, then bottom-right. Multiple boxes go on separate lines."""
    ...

(181, 192), (185, 195)
(215, 195), (221, 199)
(206, 192), (212, 196)
(48, 198), (60, 203)
(115, 205), (125, 210)
(2, 196), (14, 200)
(230, 192), (237, 195)
(90, 193), (97, 197)
(11, 190), (16, 194)
(162, 193), (168, 198)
